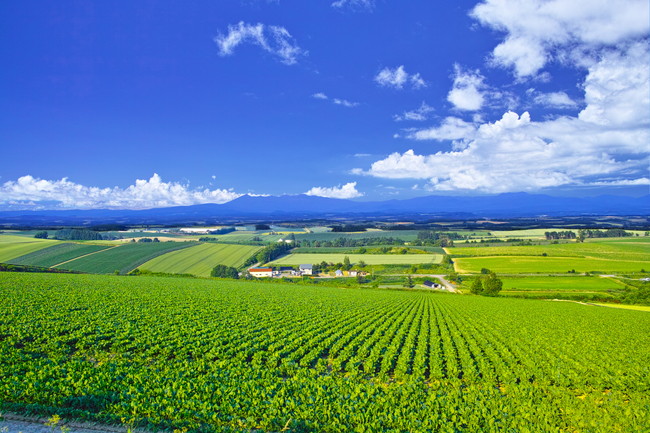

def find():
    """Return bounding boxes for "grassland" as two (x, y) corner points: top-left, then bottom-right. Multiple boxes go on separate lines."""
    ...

(139, 243), (262, 277)
(7, 242), (111, 267)
(55, 241), (198, 274)
(0, 235), (59, 262)
(1, 272), (648, 432)
(269, 253), (442, 265)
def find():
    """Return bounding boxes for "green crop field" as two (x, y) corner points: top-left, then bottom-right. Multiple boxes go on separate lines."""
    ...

(498, 275), (627, 292)
(294, 230), (422, 242)
(0, 235), (59, 262)
(448, 239), (650, 261)
(269, 253), (443, 266)
(454, 256), (649, 274)
(139, 243), (262, 277)
(7, 242), (111, 267)
(55, 242), (198, 274)
(0, 272), (648, 432)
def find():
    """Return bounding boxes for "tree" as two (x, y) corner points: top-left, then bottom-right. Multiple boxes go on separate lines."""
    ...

(358, 260), (366, 268)
(343, 256), (351, 270)
(482, 272), (503, 296)
(480, 267), (490, 274)
(404, 275), (413, 288)
(211, 265), (239, 279)
(470, 278), (484, 294)
(34, 231), (48, 239)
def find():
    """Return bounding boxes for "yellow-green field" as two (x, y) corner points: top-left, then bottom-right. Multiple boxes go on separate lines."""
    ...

(139, 243), (262, 277)
(269, 253), (443, 266)
(450, 238), (650, 274)
(0, 235), (59, 262)
(454, 256), (648, 274)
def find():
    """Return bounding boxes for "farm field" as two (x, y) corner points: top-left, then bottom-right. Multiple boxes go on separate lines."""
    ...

(55, 242), (198, 274)
(499, 275), (627, 292)
(447, 239), (650, 261)
(0, 235), (59, 262)
(7, 243), (111, 268)
(453, 255), (649, 274)
(294, 230), (423, 242)
(269, 253), (443, 266)
(139, 243), (262, 277)
(0, 273), (648, 432)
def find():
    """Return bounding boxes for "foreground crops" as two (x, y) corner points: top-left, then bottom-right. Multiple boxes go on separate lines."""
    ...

(1, 273), (649, 432)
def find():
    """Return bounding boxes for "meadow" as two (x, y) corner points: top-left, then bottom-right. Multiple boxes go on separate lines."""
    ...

(55, 242), (198, 274)
(269, 253), (443, 266)
(0, 273), (648, 432)
(0, 235), (59, 262)
(139, 243), (262, 277)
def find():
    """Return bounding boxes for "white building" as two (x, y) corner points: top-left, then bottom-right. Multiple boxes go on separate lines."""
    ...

(299, 264), (313, 275)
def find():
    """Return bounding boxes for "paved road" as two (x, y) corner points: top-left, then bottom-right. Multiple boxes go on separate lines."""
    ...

(386, 274), (460, 293)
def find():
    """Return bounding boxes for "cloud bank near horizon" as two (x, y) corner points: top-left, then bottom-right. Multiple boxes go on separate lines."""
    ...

(0, 174), (243, 210)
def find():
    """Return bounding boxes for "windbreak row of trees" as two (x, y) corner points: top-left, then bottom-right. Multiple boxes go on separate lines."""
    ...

(244, 242), (293, 266)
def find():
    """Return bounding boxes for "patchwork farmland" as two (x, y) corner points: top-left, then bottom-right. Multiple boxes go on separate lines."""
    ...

(269, 253), (443, 266)
(139, 243), (262, 277)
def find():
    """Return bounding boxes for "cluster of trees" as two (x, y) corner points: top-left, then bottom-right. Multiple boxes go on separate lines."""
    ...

(298, 237), (406, 248)
(544, 231), (577, 240)
(208, 227), (236, 235)
(411, 231), (463, 247)
(54, 229), (104, 241)
(34, 231), (48, 239)
(331, 224), (369, 233)
(255, 224), (271, 230)
(244, 242), (292, 266)
(577, 229), (631, 241)
(135, 238), (160, 243)
(211, 265), (239, 279)
(313, 256), (366, 274)
(470, 271), (503, 296)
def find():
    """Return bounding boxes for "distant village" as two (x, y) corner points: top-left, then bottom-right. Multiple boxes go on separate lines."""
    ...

(248, 264), (369, 279)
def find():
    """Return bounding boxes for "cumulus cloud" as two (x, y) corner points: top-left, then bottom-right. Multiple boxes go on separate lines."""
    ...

(0, 174), (242, 210)
(214, 21), (305, 65)
(375, 66), (427, 90)
(393, 102), (435, 121)
(406, 116), (477, 141)
(312, 92), (328, 100)
(305, 182), (363, 199)
(471, 0), (650, 77)
(447, 65), (486, 111)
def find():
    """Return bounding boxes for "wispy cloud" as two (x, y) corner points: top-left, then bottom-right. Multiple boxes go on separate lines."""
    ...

(0, 174), (242, 210)
(375, 66), (427, 90)
(331, 0), (374, 11)
(528, 89), (578, 108)
(394, 102), (435, 121)
(312, 92), (359, 108)
(214, 21), (306, 65)
(305, 182), (363, 199)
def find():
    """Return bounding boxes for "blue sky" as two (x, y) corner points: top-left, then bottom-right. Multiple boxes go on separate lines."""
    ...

(1, 0), (648, 209)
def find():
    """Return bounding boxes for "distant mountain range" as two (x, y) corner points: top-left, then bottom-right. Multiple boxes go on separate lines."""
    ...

(0, 193), (648, 226)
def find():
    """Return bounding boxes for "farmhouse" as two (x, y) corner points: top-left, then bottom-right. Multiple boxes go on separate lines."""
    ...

(423, 280), (441, 289)
(299, 264), (313, 275)
(249, 267), (273, 278)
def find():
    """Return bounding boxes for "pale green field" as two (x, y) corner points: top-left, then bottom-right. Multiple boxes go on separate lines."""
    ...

(449, 239), (650, 262)
(454, 256), (649, 274)
(499, 276), (626, 292)
(592, 303), (650, 312)
(0, 235), (59, 262)
(269, 253), (443, 266)
(139, 243), (262, 277)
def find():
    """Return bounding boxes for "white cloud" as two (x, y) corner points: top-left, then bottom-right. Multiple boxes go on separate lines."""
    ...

(529, 89), (577, 108)
(214, 21), (305, 65)
(0, 174), (242, 210)
(471, 0), (650, 77)
(393, 102), (435, 121)
(447, 65), (486, 111)
(375, 66), (427, 90)
(331, 0), (374, 10)
(305, 182), (363, 199)
(312, 92), (359, 107)
(333, 98), (359, 108)
(406, 117), (477, 141)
